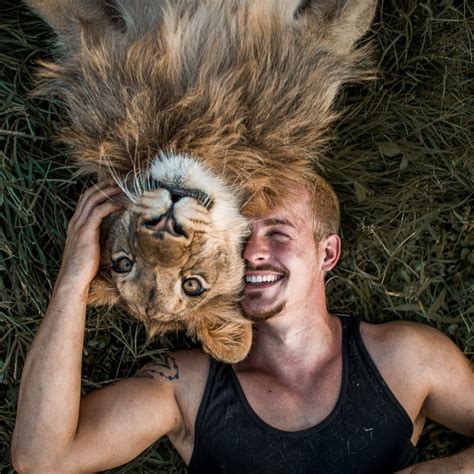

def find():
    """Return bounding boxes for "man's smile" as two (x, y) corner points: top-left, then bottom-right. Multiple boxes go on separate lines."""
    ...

(244, 272), (285, 290)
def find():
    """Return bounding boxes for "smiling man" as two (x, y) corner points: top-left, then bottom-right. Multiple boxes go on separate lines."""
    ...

(242, 214), (326, 321)
(12, 176), (474, 473)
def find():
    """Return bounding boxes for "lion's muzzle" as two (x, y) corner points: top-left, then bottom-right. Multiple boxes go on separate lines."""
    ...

(143, 204), (186, 238)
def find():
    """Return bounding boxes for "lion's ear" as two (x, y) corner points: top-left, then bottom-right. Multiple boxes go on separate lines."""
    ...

(295, 0), (377, 54)
(194, 304), (253, 364)
(25, 0), (116, 51)
(87, 273), (121, 307)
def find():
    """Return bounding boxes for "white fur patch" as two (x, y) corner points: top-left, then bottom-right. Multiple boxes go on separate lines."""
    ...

(150, 152), (247, 236)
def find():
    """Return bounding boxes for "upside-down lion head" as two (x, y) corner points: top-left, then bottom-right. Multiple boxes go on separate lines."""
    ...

(88, 154), (253, 363)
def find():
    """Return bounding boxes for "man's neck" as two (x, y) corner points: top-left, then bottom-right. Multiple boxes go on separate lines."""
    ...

(236, 298), (341, 380)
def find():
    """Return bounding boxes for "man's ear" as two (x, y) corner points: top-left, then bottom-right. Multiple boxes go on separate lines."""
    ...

(87, 273), (121, 307)
(321, 233), (341, 272)
(295, 0), (377, 54)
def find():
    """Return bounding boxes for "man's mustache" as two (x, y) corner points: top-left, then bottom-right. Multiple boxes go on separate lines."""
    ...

(245, 264), (289, 278)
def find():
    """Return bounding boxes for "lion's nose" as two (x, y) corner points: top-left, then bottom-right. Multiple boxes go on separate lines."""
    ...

(169, 191), (182, 204)
(143, 207), (186, 238)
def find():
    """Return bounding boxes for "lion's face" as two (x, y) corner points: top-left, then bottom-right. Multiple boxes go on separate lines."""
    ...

(105, 189), (244, 322)
(88, 154), (252, 362)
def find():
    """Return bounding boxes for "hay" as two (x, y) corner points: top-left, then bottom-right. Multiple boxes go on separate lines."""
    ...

(1, 0), (472, 471)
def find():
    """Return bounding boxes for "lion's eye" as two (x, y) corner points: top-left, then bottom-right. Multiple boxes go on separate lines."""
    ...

(111, 256), (134, 274)
(182, 277), (205, 296)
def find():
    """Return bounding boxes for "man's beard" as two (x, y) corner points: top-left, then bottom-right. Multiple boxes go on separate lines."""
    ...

(241, 263), (288, 321)
(242, 301), (286, 321)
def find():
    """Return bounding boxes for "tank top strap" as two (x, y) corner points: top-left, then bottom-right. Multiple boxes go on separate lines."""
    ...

(347, 314), (414, 436)
(192, 355), (220, 458)
(334, 312), (357, 325)
(335, 312), (357, 347)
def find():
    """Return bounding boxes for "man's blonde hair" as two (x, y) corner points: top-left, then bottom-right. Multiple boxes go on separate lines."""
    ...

(307, 173), (340, 243)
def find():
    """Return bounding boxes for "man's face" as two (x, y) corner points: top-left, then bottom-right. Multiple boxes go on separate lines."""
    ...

(241, 189), (323, 321)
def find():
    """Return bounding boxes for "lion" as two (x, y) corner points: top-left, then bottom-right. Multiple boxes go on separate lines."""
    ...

(25, 0), (376, 363)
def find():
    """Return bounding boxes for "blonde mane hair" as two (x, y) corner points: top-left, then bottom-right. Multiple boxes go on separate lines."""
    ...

(31, 0), (374, 216)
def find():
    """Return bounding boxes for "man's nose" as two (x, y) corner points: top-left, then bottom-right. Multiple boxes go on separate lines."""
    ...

(243, 234), (270, 263)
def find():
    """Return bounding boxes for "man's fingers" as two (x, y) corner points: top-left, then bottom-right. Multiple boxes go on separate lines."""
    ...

(74, 182), (120, 219)
(78, 183), (121, 213)
(79, 186), (122, 221)
(87, 200), (124, 226)
(71, 185), (122, 229)
(60, 198), (123, 285)
(76, 200), (123, 239)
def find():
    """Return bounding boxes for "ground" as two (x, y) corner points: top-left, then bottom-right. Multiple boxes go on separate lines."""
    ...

(0, 0), (472, 471)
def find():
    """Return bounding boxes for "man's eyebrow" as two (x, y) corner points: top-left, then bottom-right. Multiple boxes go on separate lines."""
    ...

(261, 218), (295, 228)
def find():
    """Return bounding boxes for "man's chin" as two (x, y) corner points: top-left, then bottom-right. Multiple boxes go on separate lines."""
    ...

(241, 301), (286, 322)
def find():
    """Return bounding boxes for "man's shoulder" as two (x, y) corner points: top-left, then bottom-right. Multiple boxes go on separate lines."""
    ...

(360, 319), (474, 439)
(362, 319), (453, 347)
(136, 348), (211, 386)
(135, 348), (211, 442)
(173, 347), (212, 382)
(360, 319), (466, 375)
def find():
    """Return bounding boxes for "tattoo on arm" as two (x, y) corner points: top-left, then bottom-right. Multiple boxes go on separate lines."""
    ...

(134, 355), (180, 381)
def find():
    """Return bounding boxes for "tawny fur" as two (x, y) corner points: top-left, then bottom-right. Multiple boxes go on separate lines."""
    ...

(26, 0), (376, 362)
(31, 0), (374, 213)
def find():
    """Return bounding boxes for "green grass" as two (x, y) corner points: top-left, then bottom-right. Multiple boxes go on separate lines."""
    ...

(1, 0), (473, 471)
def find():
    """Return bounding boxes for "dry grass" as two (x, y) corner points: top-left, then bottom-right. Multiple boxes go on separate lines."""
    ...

(1, 0), (473, 471)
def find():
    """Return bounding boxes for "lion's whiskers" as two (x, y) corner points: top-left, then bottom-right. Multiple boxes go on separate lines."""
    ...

(99, 154), (138, 204)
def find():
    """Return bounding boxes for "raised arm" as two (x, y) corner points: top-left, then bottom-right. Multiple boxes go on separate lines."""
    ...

(11, 184), (183, 472)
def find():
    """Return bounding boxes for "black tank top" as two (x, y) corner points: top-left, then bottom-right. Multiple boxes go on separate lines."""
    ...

(188, 315), (418, 473)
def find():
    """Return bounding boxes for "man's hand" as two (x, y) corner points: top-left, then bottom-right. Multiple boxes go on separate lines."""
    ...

(57, 183), (123, 288)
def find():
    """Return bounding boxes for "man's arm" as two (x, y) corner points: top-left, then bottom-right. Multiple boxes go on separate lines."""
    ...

(421, 328), (474, 438)
(413, 326), (473, 472)
(396, 445), (474, 473)
(11, 184), (182, 473)
(396, 323), (474, 473)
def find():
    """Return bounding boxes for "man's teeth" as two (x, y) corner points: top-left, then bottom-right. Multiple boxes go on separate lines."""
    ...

(246, 274), (281, 284)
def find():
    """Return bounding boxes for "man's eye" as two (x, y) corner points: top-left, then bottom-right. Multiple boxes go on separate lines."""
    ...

(182, 277), (205, 297)
(268, 231), (289, 239)
(111, 256), (134, 273)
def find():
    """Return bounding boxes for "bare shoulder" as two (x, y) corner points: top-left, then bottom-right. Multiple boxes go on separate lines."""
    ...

(361, 319), (466, 362)
(360, 319), (472, 395)
(134, 349), (210, 412)
(359, 319), (474, 436)
(135, 348), (210, 440)
(362, 318), (439, 339)
(135, 348), (210, 386)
